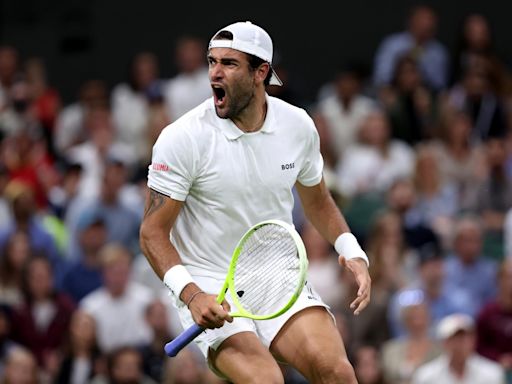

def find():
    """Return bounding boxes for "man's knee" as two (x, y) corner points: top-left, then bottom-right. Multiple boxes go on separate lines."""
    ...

(311, 355), (357, 384)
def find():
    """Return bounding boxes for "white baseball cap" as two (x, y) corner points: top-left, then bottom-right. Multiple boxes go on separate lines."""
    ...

(208, 21), (283, 86)
(436, 313), (475, 340)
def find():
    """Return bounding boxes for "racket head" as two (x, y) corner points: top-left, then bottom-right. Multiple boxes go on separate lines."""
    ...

(225, 219), (308, 320)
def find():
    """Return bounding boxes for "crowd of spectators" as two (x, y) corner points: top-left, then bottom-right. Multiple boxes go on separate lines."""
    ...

(1, 4), (512, 384)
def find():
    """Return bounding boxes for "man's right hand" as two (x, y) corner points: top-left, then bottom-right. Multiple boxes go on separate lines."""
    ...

(187, 292), (233, 329)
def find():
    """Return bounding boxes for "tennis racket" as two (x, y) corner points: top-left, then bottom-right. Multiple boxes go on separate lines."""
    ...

(164, 219), (308, 357)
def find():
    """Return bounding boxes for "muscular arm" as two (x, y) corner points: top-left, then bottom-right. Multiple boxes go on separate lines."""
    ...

(139, 188), (199, 303)
(295, 178), (350, 244)
(139, 188), (232, 326)
(296, 178), (371, 314)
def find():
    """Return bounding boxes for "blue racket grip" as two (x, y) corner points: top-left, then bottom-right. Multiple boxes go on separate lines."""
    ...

(164, 323), (204, 357)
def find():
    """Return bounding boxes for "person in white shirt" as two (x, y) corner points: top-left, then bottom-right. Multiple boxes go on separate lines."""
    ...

(80, 243), (154, 353)
(140, 21), (371, 383)
(412, 313), (506, 384)
(163, 36), (211, 121)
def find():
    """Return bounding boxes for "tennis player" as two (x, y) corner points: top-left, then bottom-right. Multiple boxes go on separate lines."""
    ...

(140, 21), (371, 383)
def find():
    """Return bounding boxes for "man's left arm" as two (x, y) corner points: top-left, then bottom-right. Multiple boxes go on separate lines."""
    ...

(295, 179), (371, 315)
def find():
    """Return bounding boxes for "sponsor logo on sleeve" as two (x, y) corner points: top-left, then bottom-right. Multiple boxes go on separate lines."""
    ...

(152, 163), (170, 171)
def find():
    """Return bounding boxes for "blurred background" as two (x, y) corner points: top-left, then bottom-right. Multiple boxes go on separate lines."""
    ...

(1, 1), (512, 383)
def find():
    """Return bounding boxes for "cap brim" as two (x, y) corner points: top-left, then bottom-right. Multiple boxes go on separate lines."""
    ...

(269, 67), (283, 86)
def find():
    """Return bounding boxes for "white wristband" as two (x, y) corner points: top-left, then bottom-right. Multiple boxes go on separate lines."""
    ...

(163, 265), (195, 301)
(334, 232), (369, 266)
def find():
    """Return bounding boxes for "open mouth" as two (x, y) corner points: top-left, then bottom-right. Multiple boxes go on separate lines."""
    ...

(212, 86), (226, 106)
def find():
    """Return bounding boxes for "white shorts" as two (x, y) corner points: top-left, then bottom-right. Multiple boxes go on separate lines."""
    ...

(175, 275), (333, 358)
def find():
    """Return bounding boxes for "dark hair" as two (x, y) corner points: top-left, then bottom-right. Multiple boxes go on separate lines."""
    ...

(211, 30), (272, 85)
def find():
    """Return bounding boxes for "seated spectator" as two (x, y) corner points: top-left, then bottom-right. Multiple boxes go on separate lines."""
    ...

(0, 45), (21, 111)
(382, 298), (441, 384)
(80, 243), (154, 353)
(428, 110), (486, 212)
(312, 63), (375, 169)
(54, 309), (101, 384)
(412, 313), (505, 383)
(10, 256), (75, 370)
(444, 216), (498, 317)
(335, 110), (415, 200)
(373, 4), (448, 92)
(60, 209), (108, 303)
(406, 144), (458, 244)
(381, 55), (438, 145)
(353, 345), (386, 384)
(54, 79), (108, 154)
(162, 347), (217, 384)
(446, 65), (508, 142)
(476, 259), (512, 378)
(0, 231), (31, 307)
(90, 346), (157, 384)
(139, 300), (173, 383)
(450, 13), (512, 97)
(388, 239), (466, 338)
(0, 305), (19, 378)
(302, 220), (343, 309)
(163, 36), (211, 122)
(1, 346), (39, 384)
(112, 51), (163, 165)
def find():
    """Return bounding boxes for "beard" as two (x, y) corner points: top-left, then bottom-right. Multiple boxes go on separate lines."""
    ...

(215, 77), (255, 120)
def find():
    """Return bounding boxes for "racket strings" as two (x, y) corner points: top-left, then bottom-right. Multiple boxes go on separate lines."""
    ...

(233, 224), (300, 315)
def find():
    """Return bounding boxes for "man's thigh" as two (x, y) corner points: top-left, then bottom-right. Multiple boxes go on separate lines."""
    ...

(210, 331), (283, 384)
(270, 306), (351, 380)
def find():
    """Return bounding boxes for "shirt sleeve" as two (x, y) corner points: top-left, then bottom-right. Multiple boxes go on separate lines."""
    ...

(297, 116), (324, 187)
(147, 125), (197, 201)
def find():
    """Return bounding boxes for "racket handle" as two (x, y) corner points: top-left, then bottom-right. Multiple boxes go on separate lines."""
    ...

(164, 323), (204, 357)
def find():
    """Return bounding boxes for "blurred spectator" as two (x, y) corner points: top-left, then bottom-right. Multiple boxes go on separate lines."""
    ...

(406, 145), (458, 243)
(163, 36), (211, 121)
(312, 63), (375, 169)
(80, 243), (154, 353)
(0, 305), (19, 378)
(335, 109), (414, 200)
(112, 51), (163, 164)
(90, 346), (157, 384)
(429, 110), (487, 212)
(373, 5), (448, 92)
(444, 216), (498, 317)
(0, 45), (20, 112)
(450, 13), (512, 97)
(0, 181), (63, 281)
(64, 105), (133, 200)
(473, 137), (512, 256)
(388, 239), (465, 338)
(412, 313), (505, 384)
(446, 65), (509, 142)
(0, 231), (32, 307)
(0, 165), (11, 232)
(10, 255), (75, 373)
(266, 53), (304, 107)
(382, 298), (441, 384)
(505, 208), (512, 258)
(1, 346), (39, 384)
(386, 178), (439, 251)
(54, 79), (108, 154)
(60, 209), (107, 302)
(162, 347), (217, 384)
(476, 259), (512, 377)
(302, 220), (343, 309)
(353, 345), (386, 384)
(66, 159), (141, 258)
(47, 162), (83, 220)
(54, 309), (101, 384)
(381, 56), (438, 145)
(366, 210), (416, 296)
(139, 300), (173, 383)
(25, 58), (61, 156)
(338, 265), (390, 358)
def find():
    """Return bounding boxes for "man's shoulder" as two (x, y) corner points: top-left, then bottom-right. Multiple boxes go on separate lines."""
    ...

(268, 95), (313, 129)
(470, 355), (505, 378)
(413, 355), (445, 380)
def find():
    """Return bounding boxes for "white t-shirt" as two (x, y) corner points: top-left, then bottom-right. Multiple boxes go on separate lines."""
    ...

(148, 95), (323, 279)
(412, 354), (506, 384)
